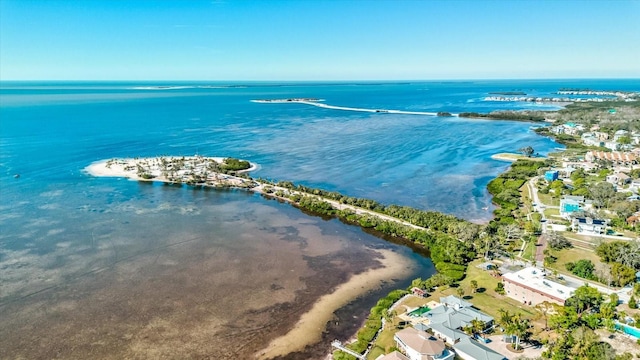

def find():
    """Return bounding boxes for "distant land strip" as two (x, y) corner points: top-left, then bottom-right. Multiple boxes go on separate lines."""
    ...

(252, 98), (457, 117)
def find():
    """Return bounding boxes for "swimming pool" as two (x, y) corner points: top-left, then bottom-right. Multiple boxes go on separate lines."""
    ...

(615, 322), (640, 339)
(408, 306), (431, 317)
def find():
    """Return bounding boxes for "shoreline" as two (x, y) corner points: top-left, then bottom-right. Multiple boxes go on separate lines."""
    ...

(256, 249), (415, 359)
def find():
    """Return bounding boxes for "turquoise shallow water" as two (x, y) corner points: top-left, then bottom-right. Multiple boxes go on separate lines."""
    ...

(1, 79), (639, 358)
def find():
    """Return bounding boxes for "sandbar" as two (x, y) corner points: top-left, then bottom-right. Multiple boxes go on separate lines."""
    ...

(491, 153), (547, 163)
(256, 248), (415, 359)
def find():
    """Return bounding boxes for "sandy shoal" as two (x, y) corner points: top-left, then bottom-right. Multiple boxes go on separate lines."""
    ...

(256, 249), (414, 359)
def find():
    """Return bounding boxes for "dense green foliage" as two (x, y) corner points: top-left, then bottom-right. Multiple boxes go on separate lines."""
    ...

(487, 160), (547, 224)
(543, 285), (636, 359)
(221, 157), (251, 171)
(565, 259), (596, 280)
(595, 241), (639, 286)
(332, 289), (408, 360)
(458, 111), (546, 122)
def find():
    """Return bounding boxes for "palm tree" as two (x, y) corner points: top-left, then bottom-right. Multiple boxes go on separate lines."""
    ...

(497, 308), (513, 328)
(470, 280), (478, 293)
(504, 313), (530, 351)
(470, 319), (486, 339)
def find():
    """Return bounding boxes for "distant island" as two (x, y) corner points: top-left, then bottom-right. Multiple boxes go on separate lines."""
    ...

(489, 91), (527, 95)
(485, 89), (639, 103)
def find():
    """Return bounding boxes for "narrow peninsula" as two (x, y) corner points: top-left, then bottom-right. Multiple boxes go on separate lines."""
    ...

(252, 98), (452, 117)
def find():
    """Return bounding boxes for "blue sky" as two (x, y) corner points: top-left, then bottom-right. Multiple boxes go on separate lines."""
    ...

(1, 0), (639, 80)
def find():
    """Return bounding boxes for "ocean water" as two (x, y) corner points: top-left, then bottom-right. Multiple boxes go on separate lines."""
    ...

(1, 79), (638, 358)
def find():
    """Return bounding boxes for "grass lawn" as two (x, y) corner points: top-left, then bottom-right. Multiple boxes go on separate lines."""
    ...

(546, 247), (603, 276)
(537, 192), (560, 207)
(442, 260), (537, 319)
(521, 240), (536, 261)
(398, 296), (429, 311)
(367, 295), (429, 359)
(367, 325), (397, 360)
(544, 208), (560, 217)
(520, 185), (531, 207)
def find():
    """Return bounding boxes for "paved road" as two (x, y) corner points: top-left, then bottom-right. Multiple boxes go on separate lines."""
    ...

(527, 176), (549, 265)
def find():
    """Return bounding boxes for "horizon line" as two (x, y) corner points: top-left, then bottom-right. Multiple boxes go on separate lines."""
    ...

(2, 77), (640, 83)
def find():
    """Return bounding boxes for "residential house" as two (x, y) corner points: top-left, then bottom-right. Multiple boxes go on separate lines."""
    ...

(626, 214), (640, 227)
(561, 161), (598, 173)
(606, 172), (631, 186)
(453, 337), (507, 360)
(581, 133), (604, 147)
(544, 170), (559, 182)
(614, 129), (630, 141)
(502, 267), (575, 306)
(629, 179), (640, 192)
(550, 125), (565, 135)
(394, 327), (455, 360)
(593, 131), (609, 141)
(425, 298), (494, 345)
(439, 295), (472, 310)
(604, 141), (621, 151)
(571, 217), (607, 235)
(562, 122), (582, 136)
(560, 196), (584, 219)
(428, 322), (469, 345)
(376, 351), (411, 360)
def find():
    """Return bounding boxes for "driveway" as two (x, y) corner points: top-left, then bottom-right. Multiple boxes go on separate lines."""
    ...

(484, 335), (544, 359)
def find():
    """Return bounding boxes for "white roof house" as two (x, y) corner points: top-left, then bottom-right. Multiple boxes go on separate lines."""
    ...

(424, 297), (494, 345)
(394, 327), (455, 360)
(502, 267), (575, 305)
(453, 337), (507, 360)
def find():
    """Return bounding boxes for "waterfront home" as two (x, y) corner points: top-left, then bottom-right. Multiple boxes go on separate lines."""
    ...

(424, 298), (494, 345)
(502, 267), (575, 306)
(559, 122), (583, 136)
(453, 337), (507, 360)
(571, 217), (607, 235)
(393, 327), (455, 360)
